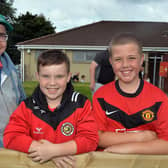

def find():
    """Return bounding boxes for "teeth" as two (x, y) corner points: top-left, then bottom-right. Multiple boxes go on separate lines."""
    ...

(122, 71), (130, 74)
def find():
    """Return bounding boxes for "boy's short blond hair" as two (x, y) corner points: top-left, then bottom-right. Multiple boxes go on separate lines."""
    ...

(109, 32), (143, 56)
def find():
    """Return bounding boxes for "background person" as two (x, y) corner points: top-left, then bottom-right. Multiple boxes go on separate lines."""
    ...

(0, 14), (25, 147)
(90, 49), (115, 94)
(71, 72), (80, 82)
(80, 74), (86, 83)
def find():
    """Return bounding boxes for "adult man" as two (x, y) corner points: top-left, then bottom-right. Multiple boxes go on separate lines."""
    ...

(90, 49), (115, 94)
(0, 14), (26, 147)
(93, 33), (168, 154)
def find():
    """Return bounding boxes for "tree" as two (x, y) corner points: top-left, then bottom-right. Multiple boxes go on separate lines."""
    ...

(0, 0), (16, 18)
(9, 12), (56, 64)
(13, 12), (55, 42)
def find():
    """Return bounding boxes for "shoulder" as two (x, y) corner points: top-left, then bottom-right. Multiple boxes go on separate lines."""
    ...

(143, 81), (168, 99)
(70, 91), (89, 108)
(94, 81), (115, 97)
(23, 96), (34, 109)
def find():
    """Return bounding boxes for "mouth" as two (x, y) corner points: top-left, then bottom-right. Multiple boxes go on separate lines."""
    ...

(121, 70), (132, 76)
(47, 88), (59, 94)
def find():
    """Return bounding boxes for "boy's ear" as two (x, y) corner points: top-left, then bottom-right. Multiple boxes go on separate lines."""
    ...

(67, 72), (72, 83)
(140, 54), (144, 66)
(109, 56), (112, 65)
(35, 72), (40, 81)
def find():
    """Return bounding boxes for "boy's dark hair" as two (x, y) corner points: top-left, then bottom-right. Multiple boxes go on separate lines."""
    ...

(109, 32), (142, 56)
(37, 49), (70, 73)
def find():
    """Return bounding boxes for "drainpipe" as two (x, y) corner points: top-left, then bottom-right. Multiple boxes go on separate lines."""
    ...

(20, 48), (25, 82)
(159, 56), (163, 89)
(153, 55), (157, 85)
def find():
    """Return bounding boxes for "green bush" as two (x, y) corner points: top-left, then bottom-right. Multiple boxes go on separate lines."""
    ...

(23, 81), (92, 101)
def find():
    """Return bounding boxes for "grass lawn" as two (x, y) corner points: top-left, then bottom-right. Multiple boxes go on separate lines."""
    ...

(23, 81), (92, 101)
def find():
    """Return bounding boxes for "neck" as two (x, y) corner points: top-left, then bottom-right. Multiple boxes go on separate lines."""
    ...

(47, 96), (62, 109)
(119, 78), (141, 94)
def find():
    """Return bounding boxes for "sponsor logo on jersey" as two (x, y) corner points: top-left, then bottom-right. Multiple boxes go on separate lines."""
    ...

(61, 122), (74, 136)
(33, 127), (44, 134)
(106, 110), (119, 115)
(142, 110), (154, 121)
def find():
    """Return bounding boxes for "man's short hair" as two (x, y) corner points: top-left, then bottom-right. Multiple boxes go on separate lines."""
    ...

(109, 32), (142, 56)
(37, 49), (70, 73)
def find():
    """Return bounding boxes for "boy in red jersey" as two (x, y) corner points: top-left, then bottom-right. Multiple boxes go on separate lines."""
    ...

(93, 33), (168, 154)
(3, 50), (98, 167)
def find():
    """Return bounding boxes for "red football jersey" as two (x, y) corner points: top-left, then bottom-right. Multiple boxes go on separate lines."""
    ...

(93, 80), (168, 141)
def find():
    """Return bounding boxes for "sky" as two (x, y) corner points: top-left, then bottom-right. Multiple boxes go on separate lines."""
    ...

(13, 0), (168, 32)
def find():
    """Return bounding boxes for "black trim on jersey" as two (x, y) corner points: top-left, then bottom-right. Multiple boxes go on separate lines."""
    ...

(24, 82), (87, 130)
(97, 98), (162, 129)
(115, 79), (144, 97)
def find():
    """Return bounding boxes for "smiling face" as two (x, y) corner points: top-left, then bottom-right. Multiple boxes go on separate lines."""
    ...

(110, 42), (144, 85)
(0, 24), (7, 56)
(36, 63), (71, 108)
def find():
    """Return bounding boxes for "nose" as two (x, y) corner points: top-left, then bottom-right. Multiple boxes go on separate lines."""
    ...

(50, 76), (57, 85)
(122, 58), (129, 68)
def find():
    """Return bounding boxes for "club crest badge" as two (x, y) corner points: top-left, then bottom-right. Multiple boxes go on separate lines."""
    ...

(142, 110), (154, 122)
(61, 122), (74, 136)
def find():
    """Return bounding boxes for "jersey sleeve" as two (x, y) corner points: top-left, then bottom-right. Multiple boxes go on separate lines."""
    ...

(73, 99), (98, 154)
(92, 92), (108, 132)
(3, 101), (33, 153)
(155, 95), (168, 141)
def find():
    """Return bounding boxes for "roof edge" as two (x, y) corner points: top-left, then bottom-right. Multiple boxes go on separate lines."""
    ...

(16, 44), (168, 52)
(16, 45), (108, 50)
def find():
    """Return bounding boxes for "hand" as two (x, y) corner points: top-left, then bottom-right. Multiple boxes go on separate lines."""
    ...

(52, 155), (76, 168)
(90, 82), (95, 91)
(28, 139), (55, 163)
(28, 140), (41, 153)
(136, 130), (157, 142)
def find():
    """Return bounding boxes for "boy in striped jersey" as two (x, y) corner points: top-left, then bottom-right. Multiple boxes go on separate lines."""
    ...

(4, 50), (98, 167)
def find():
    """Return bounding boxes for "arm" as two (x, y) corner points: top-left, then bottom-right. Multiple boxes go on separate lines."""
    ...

(28, 140), (77, 163)
(99, 130), (157, 148)
(89, 61), (98, 91)
(74, 99), (98, 153)
(17, 78), (26, 103)
(3, 102), (33, 153)
(104, 139), (168, 154)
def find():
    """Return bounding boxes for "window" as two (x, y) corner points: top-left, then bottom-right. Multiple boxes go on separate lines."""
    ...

(73, 50), (100, 63)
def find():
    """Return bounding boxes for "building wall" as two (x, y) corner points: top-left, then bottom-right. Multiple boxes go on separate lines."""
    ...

(24, 50), (37, 81)
(65, 50), (90, 82)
